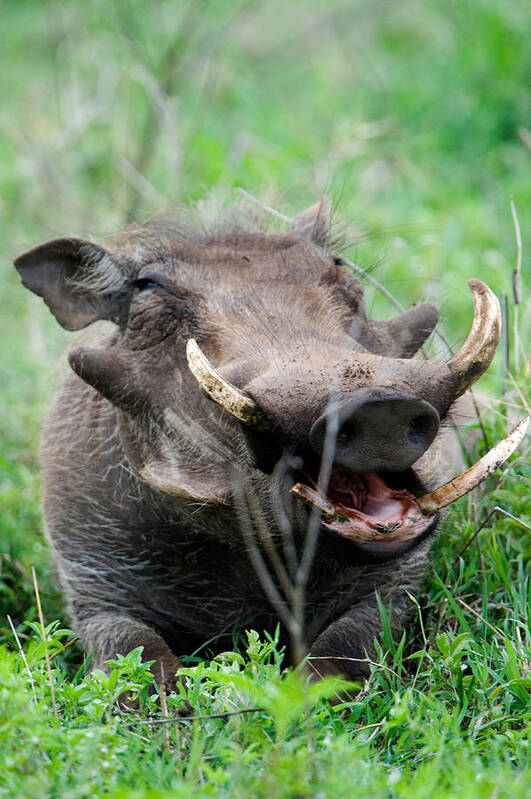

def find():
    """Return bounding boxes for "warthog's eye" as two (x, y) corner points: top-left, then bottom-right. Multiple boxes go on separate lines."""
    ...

(134, 274), (169, 293)
(125, 272), (198, 349)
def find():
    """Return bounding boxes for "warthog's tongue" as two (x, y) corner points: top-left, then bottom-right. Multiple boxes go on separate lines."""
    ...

(291, 416), (528, 551)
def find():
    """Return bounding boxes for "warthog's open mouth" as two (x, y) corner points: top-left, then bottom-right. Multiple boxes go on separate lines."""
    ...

(291, 415), (528, 558)
(292, 468), (438, 557)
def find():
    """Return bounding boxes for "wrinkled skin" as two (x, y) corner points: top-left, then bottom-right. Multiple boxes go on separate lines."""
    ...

(15, 202), (481, 690)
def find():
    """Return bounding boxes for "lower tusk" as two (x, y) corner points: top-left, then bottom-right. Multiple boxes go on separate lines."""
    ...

(292, 483), (335, 518)
(417, 416), (529, 514)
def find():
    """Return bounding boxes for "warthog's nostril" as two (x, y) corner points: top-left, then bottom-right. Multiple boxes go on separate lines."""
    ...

(408, 413), (437, 444)
(336, 428), (356, 449)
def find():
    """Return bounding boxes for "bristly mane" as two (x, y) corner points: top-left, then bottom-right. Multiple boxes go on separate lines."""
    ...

(110, 197), (343, 257)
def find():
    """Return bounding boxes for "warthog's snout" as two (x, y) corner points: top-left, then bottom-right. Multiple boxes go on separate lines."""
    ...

(310, 391), (440, 473)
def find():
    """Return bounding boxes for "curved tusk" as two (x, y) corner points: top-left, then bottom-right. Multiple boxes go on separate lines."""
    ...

(291, 482), (336, 518)
(446, 280), (501, 398)
(186, 339), (270, 430)
(417, 415), (529, 513)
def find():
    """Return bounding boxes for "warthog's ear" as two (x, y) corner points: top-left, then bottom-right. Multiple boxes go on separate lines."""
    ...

(354, 302), (438, 357)
(288, 198), (329, 245)
(376, 302), (439, 357)
(14, 237), (128, 331)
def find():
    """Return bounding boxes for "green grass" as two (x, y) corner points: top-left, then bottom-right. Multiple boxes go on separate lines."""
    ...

(0, 0), (529, 796)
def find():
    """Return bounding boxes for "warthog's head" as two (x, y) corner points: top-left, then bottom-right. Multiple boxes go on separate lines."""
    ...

(16, 201), (522, 561)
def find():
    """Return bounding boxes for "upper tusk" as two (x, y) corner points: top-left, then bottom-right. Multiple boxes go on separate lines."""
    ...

(417, 415), (529, 514)
(186, 339), (270, 430)
(446, 280), (501, 398)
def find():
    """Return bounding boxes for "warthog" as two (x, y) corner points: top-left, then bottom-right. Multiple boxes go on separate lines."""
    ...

(15, 200), (524, 689)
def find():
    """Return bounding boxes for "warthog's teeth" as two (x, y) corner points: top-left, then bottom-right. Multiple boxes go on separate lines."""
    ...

(417, 416), (529, 514)
(186, 339), (270, 430)
(291, 483), (335, 518)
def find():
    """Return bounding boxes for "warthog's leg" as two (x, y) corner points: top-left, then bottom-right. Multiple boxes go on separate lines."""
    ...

(307, 590), (413, 682)
(80, 612), (182, 692)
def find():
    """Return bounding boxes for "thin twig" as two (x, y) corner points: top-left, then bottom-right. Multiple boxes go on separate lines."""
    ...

(473, 393), (528, 417)
(32, 567), (57, 718)
(245, 479), (295, 602)
(405, 591), (429, 651)
(270, 454), (301, 579)
(234, 469), (309, 665)
(49, 635), (79, 661)
(351, 721), (385, 734)
(232, 472), (295, 634)
(292, 409), (340, 667)
(509, 198), (522, 374)
(469, 391), (490, 453)
(510, 203), (522, 305)
(335, 250), (405, 315)
(500, 291), (510, 396)
(237, 186), (450, 340)
(404, 592), (435, 692)
(506, 371), (530, 414)
(7, 614), (37, 705)
(474, 502), (484, 573)
(236, 186), (405, 313)
(454, 505), (530, 564)
(159, 663), (171, 750)
(295, 411), (338, 584)
(123, 706), (263, 726)
(236, 187), (291, 223)
(307, 655), (403, 682)
(457, 598), (504, 640)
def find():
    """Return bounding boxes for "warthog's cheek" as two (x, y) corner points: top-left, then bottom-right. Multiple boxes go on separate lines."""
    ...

(125, 296), (182, 349)
(124, 291), (199, 350)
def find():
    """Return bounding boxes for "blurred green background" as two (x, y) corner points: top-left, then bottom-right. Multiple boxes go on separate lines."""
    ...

(1, 0), (529, 620)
